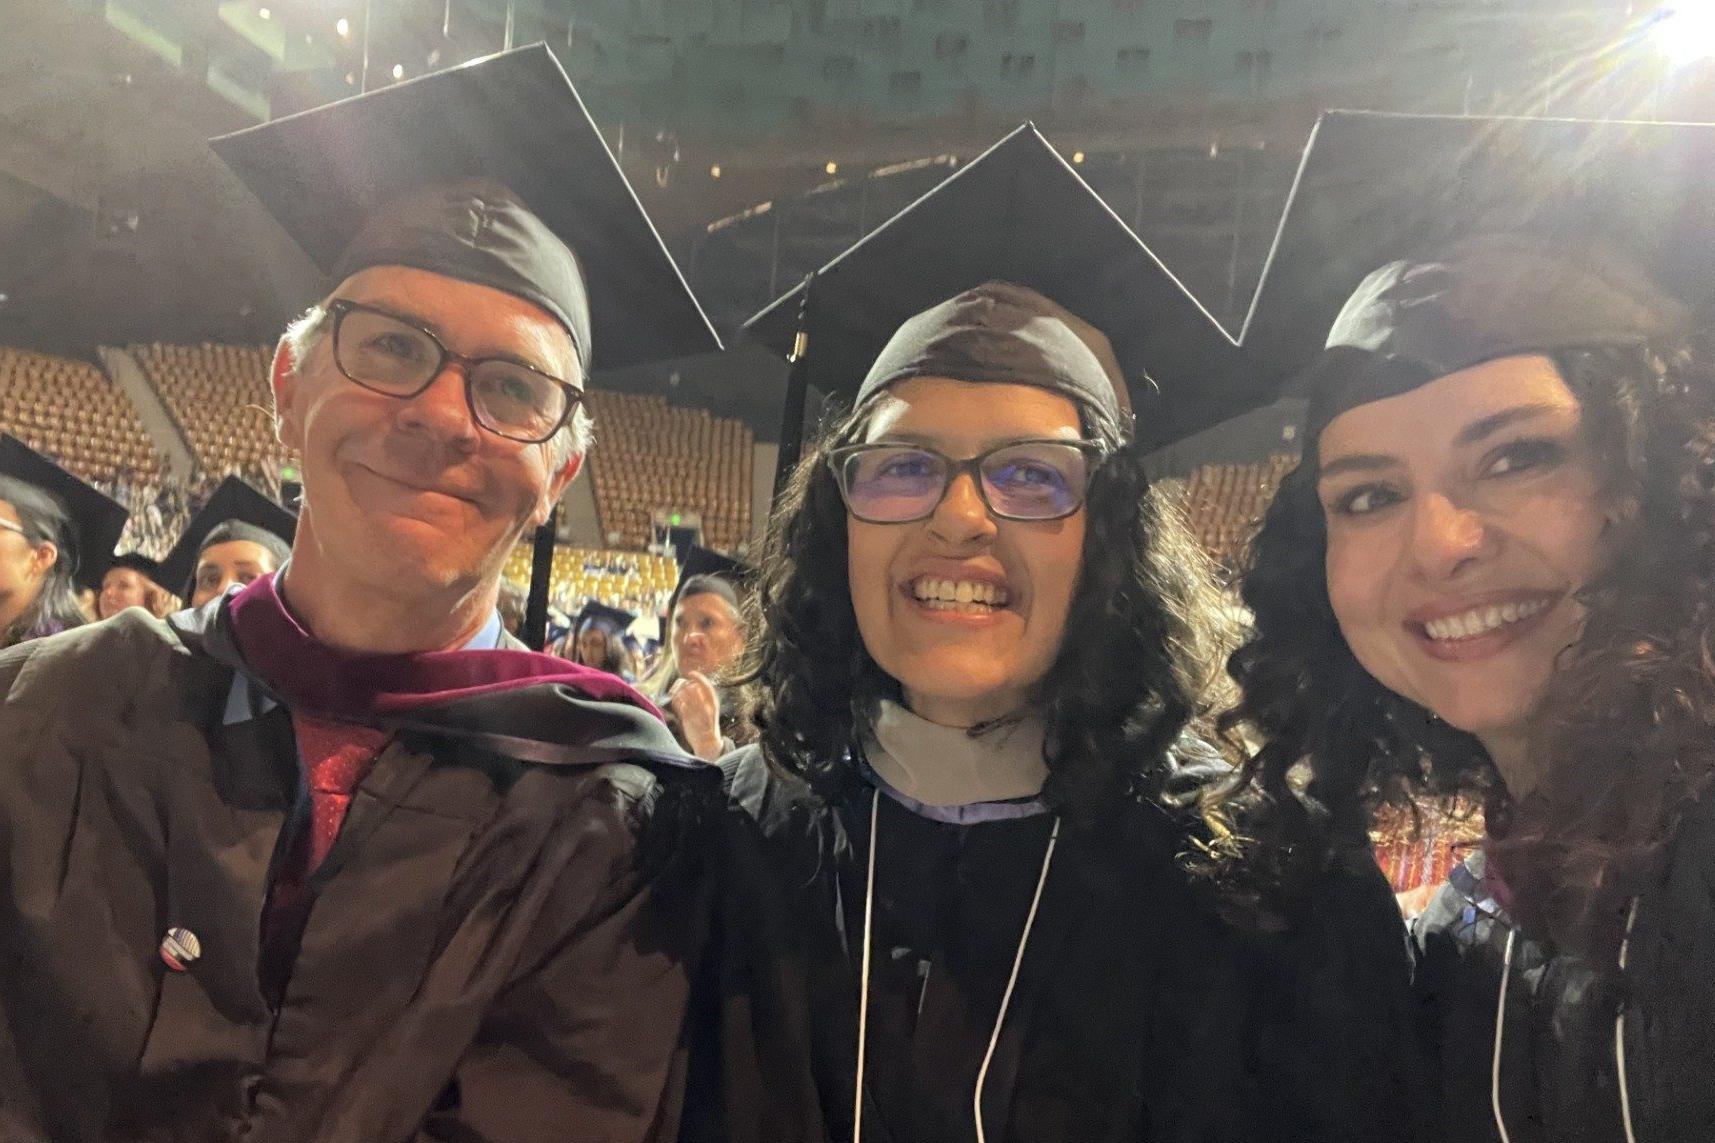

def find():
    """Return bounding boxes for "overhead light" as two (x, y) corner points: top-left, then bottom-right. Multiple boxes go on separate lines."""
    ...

(392, 63), (405, 80)
(710, 164), (722, 178)
(1072, 150), (1085, 164)
(258, 6), (271, 19)
(336, 16), (351, 38)
(824, 160), (838, 175)
(1654, 4), (1715, 66)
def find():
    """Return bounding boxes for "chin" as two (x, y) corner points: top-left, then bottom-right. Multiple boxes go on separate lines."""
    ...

(1413, 683), (1540, 741)
(890, 652), (1033, 706)
(348, 537), (478, 595)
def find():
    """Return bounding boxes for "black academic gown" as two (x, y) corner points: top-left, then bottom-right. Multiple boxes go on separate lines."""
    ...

(1413, 790), (1715, 1143)
(0, 603), (723, 1142)
(716, 743), (1432, 1143)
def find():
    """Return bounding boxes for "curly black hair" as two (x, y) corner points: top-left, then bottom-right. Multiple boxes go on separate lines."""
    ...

(738, 395), (1237, 826)
(1223, 340), (1715, 955)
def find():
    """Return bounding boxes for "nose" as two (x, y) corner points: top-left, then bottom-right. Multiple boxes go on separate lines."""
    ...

(394, 362), (481, 451)
(1408, 491), (1492, 581)
(927, 469), (999, 547)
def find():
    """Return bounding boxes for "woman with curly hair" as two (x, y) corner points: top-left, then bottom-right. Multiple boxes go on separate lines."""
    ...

(1228, 113), (1715, 1143)
(717, 129), (1429, 1143)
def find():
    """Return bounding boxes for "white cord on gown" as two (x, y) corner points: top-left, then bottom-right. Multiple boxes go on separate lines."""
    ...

(850, 788), (1061, 1143)
(1492, 927), (1517, 1143)
(853, 789), (881, 1143)
(1615, 897), (1640, 1143)
(1493, 897), (1642, 1143)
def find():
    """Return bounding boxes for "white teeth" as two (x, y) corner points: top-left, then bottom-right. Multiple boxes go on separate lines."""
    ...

(909, 576), (1010, 609)
(1423, 598), (1551, 642)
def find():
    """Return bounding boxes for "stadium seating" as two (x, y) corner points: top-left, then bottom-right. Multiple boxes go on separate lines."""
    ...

(1371, 797), (1486, 904)
(131, 342), (289, 486)
(500, 544), (680, 618)
(1176, 454), (1297, 571)
(0, 347), (158, 483)
(585, 391), (753, 551)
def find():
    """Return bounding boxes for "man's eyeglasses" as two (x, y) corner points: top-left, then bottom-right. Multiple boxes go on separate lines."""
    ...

(827, 439), (1105, 524)
(326, 299), (583, 444)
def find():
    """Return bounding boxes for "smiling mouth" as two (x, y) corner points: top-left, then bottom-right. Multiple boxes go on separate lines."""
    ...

(1416, 595), (1556, 643)
(359, 464), (477, 505)
(907, 576), (1011, 613)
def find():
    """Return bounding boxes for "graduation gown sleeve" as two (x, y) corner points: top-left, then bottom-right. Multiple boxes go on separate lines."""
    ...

(0, 610), (724, 1142)
(412, 770), (715, 1141)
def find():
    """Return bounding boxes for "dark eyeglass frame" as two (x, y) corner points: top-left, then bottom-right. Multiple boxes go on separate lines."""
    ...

(325, 298), (584, 444)
(826, 438), (1107, 524)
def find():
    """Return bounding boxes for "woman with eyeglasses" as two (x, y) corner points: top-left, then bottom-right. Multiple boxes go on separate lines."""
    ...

(0, 476), (90, 648)
(716, 271), (1427, 1143)
(0, 437), (127, 649)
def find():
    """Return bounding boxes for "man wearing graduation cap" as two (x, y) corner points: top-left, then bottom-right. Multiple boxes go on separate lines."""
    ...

(0, 46), (730, 1142)
(722, 124), (1427, 1143)
(0, 433), (128, 646)
(158, 475), (296, 607)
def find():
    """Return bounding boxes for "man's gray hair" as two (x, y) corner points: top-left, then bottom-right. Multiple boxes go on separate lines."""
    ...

(278, 303), (593, 465)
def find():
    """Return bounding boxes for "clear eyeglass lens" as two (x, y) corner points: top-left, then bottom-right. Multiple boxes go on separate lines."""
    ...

(842, 447), (948, 522)
(470, 361), (567, 440)
(336, 309), (441, 393)
(979, 442), (1089, 518)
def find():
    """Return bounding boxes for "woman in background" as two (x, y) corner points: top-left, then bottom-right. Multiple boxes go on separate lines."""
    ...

(97, 554), (173, 620)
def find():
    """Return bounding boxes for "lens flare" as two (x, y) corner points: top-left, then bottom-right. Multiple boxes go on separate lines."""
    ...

(1655, 4), (1715, 67)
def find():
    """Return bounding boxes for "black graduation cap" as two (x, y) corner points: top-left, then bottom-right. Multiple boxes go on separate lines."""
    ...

(743, 123), (1256, 468)
(107, 552), (162, 582)
(573, 599), (638, 637)
(0, 434), (128, 589)
(158, 477), (298, 598)
(1241, 111), (1715, 392)
(666, 545), (750, 626)
(210, 43), (721, 373)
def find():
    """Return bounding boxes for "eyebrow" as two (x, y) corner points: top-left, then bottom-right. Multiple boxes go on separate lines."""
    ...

(1451, 402), (1566, 448)
(1317, 402), (1570, 483)
(870, 430), (1076, 449)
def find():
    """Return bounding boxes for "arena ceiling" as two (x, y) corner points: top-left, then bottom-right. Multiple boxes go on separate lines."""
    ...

(0, 0), (1704, 432)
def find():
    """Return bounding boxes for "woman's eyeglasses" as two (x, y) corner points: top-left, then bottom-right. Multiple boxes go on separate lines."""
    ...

(326, 299), (583, 444)
(827, 439), (1105, 524)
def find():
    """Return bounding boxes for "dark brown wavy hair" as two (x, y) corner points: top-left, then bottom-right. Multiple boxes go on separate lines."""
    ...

(1224, 340), (1715, 956)
(739, 396), (1237, 826)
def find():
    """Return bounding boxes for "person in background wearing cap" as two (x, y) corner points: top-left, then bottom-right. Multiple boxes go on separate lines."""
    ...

(0, 474), (96, 645)
(563, 599), (638, 680)
(1227, 112), (1715, 1143)
(158, 477), (297, 607)
(97, 553), (173, 620)
(643, 568), (753, 760)
(0, 48), (729, 1142)
(0, 435), (129, 648)
(717, 127), (1428, 1143)
(183, 520), (291, 605)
